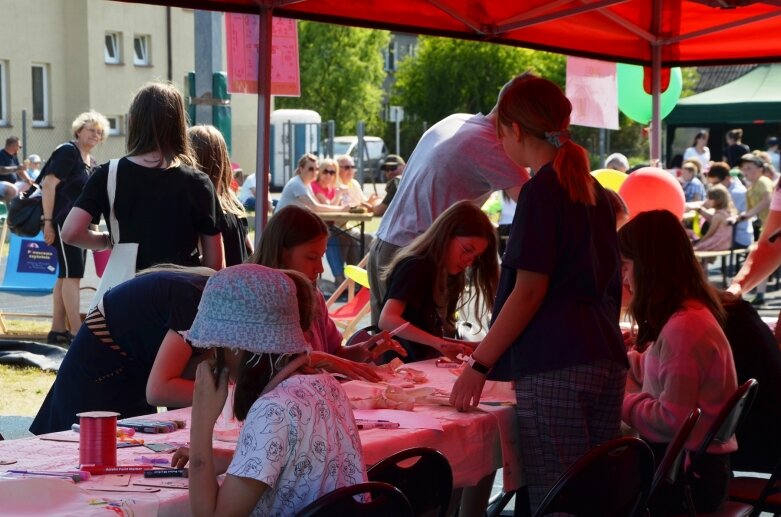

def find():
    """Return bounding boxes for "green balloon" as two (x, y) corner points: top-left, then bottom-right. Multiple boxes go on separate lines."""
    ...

(617, 64), (682, 124)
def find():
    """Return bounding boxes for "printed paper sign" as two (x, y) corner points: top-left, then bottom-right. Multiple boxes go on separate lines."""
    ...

(16, 239), (58, 275)
(566, 56), (619, 130)
(225, 14), (300, 96)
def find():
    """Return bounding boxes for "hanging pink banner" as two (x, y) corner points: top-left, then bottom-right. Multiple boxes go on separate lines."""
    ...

(225, 14), (300, 96)
(566, 56), (619, 130)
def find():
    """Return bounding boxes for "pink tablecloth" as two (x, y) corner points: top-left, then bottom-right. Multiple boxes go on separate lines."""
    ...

(0, 360), (522, 515)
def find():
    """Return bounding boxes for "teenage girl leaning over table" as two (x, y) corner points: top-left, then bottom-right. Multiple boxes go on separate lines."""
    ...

(449, 74), (628, 515)
(249, 205), (406, 363)
(378, 200), (499, 363)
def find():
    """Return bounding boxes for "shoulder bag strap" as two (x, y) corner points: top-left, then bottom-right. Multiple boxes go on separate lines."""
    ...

(107, 159), (120, 245)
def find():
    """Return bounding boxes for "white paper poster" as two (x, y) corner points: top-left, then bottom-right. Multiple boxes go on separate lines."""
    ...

(566, 56), (619, 130)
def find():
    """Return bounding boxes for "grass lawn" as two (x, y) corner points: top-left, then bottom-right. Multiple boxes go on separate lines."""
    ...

(0, 364), (55, 417)
(0, 319), (57, 417)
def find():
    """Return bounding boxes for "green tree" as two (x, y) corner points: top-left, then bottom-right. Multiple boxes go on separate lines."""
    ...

(388, 37), (564, 156)
(276, 21), (389, 135)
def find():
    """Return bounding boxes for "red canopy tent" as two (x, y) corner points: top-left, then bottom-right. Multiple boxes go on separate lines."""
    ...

(113, 0), (781, 227)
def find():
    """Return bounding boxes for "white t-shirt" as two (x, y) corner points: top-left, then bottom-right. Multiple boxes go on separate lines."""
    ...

(339, 178), (365, 206)
(238, 173), (256, 203)
(683, 146), (711, 171)
(227, 373), (367, 516)
(275, 175), (317, 213)
(376, 113), (529, 247)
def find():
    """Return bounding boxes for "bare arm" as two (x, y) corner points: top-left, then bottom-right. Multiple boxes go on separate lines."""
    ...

(295, 194), (347, 214)
(146, 330), (199, 407)
(740, 192), (771, 220)
(41, 174), (60, 246)
(729, 209), (781, 295)
(200, 233), (225, 271)
(61, 206), (110, 250)
(372, 202), (389, 217)
(189, 363), (266, 517)
(450, 270), (549, 410)
(696, 211), (726, 243)
(379, 298), (470, 360)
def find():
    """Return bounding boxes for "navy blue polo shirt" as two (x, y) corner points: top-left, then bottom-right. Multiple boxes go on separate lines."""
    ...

(0, 148), (19, 184)
(488, 164), (627, 381)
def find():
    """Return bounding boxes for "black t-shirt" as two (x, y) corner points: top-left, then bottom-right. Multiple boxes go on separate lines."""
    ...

(39, 142), (95, 226)
(221, 211), (250, 266)
(489, 164), (627, 380)
(724, 143), (750, 168)
(381, 176), (401, 207)
(384, 255), (448, 362)
(75, 157), (222, 270)
(103, 270), (208, 368)
(0, 148), (19, 184)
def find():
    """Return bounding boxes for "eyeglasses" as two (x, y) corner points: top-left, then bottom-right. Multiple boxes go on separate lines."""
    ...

(322, 169), (336, 175)
(341, 164), (355, 170)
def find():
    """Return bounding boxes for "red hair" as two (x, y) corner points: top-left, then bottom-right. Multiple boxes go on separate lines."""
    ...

(497, 76), (595, 205)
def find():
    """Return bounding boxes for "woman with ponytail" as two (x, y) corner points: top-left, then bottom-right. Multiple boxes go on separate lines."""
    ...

(451, 74), (628, 514)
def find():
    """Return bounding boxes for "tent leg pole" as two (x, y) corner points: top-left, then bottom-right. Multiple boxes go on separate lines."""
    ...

(254, 6), (273, 243)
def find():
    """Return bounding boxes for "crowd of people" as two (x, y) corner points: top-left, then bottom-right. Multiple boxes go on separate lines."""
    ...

(4, 74), (781, 516)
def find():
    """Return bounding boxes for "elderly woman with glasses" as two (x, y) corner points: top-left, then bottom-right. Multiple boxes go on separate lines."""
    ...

(274, 153), (346, 215)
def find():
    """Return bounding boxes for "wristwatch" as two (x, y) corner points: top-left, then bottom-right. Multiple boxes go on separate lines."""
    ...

(467, 356), (491, 375)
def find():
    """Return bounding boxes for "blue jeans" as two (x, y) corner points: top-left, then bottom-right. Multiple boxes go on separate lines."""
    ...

(326, 233), (344, 281)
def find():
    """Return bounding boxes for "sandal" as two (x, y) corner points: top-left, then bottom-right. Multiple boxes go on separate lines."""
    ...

(47, 330), (75, 345)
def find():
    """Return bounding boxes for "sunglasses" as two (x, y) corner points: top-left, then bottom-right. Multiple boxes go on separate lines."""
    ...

(382, 165), (399, 172)
(322, 169), (337, 175)
(305, 166), (316, 171)
(341, 164), (355, 170)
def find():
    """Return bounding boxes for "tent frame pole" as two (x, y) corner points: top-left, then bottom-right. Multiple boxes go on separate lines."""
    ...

(254, 6), (273, 242)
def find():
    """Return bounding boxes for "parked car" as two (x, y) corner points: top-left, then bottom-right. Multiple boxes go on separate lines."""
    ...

(331, 136), (388, 182)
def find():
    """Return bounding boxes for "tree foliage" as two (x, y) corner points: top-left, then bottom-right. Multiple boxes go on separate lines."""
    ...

(276, 21), (389, 135)
(393, 37), (565, 125)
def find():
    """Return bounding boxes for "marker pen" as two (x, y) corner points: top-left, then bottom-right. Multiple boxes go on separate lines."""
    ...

(356, 420), (400, 430)
(81, 464), (153, 474)
(143, 468), (188, 478)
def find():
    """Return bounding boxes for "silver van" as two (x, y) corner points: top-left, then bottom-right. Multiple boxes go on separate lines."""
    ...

(331, 136), (388, 182)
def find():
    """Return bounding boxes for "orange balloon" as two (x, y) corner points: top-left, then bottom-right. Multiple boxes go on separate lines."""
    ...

(618, 167), (685, 220)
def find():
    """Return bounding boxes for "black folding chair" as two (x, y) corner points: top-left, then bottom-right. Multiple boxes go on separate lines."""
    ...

(533, 436), (655, 517)
(367, 447), (453, 517)
(295, 481), (413, 517)
(681, 378), (759, 517)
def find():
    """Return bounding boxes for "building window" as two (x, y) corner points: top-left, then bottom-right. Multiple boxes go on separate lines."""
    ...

(105, 32), (121, 64)
(31, 64), (49, 126)
(384, 41), (397, 72)
(0, 61), (7, 125)
(106, 115), (124, 136)
(133, 35), (150, 66)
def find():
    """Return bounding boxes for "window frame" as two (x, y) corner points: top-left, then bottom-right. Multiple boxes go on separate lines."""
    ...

(31, 63), (49, 127)
(106, 115), (124, 136)
(0, 61), (7, 126)
(105, 32), (121, 64)
(133, 34), (150, 66)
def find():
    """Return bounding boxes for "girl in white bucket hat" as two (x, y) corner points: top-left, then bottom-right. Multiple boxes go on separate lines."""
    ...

(182, 264), (367, 515)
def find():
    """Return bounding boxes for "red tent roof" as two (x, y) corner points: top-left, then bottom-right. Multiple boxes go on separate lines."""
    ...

(119, 0), (781, 66)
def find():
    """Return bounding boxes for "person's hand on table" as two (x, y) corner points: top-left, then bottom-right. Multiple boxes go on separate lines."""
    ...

(191, 361), (229, 428)
(171, 447), (190, 468)
(307, 351), (382, 382)
(359, 331), (407, 361)
(436, 338), (475, 361)
(450, 365), (487, 411)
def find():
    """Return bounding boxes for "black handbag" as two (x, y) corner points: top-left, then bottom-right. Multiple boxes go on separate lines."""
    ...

(7, 184), (43, 237)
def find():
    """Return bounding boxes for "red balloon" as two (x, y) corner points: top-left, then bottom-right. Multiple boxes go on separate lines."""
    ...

(618, 167), (685, 220)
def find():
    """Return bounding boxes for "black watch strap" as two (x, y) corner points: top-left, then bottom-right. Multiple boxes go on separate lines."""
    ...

(468, 356), (491, 375)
